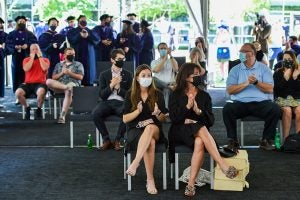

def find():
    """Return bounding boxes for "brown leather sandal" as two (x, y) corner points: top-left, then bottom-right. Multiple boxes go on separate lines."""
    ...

(224, 166), (239, 179)
(184, 185), (195, 197)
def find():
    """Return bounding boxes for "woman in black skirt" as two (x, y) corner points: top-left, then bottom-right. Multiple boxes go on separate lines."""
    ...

(123, 64), (168, 195)
(168, 63), (238, 197)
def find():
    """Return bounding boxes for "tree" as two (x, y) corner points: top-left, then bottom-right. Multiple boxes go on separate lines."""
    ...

(33, 0), (96, 21)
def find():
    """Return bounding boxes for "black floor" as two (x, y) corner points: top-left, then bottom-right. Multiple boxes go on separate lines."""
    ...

(1, 88), (300, 200)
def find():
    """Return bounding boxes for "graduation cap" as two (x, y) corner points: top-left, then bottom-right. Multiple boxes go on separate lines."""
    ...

(8, 19), (13, 23)
(122, 20), (132, 25)
(77, 15), (86, 21)
(140, 19), (151, 27)
(48, 17), (59, 25)
(127, 13), (137, 17)
(15, 16), (27, 22)
(100, 14), (109, 21)
(66, 16), (75, 21)
(0, 17), (4, 24)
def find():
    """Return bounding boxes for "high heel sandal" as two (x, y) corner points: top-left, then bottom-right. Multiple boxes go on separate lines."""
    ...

(146, 179), (158, 195)
(223, 166), (239, 179)
(126, 163), (139, 177)
(184, 185), (195, 197)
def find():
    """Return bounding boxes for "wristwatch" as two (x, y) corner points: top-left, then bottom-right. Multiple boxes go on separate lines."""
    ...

(253, 80), (258, 85)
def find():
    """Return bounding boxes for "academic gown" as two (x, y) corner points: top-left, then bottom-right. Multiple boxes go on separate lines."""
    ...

(116, 32), (140, 68)
(139, 31), (154, 66)
(0, 30), (8, 97)
(5, 29), (37, 92)
(59, 26), (74, 37)
(38, 30), (66, 77)
(67, 27), (100, 85)
(132, 22), (140, 33)
(93, 25), (115, 61)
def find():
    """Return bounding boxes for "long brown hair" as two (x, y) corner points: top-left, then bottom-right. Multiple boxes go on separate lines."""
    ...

(175, 62), (201, 94)
(282, 50), (298, 71)
(130, 64), (158, 111)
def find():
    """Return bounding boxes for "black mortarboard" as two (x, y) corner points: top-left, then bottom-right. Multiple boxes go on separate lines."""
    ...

(122, 20), (132, 25)
(0, 17), (4, 24)
(8, 19), (13, 23)
(48, 17), (59, 25)
(100, 14), (109, 21)
(77, 15), (86, 21)
(140, 19), (151, 27)
(15, 16), (27, 22)
(66, 16), (75, 21)
(127, 13), (137, 17)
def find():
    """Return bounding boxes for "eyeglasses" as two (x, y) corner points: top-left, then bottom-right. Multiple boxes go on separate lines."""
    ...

(239, 50), (252, 53)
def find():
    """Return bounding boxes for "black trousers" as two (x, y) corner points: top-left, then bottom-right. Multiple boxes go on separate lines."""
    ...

(222, 100), (281, 141)
(92, 99), (125, 141)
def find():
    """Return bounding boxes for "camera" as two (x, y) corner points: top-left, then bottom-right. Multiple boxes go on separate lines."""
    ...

(255, 13), (264, 27)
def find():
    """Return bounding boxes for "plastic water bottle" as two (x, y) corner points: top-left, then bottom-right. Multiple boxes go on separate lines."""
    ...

(275, 128), (281, 150)
(87, 134), (93, 149)
(30, 109), (34, 120)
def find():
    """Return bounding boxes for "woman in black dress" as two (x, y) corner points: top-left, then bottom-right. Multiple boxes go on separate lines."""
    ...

(123, 64), (168, 195)
(168, 63), (238, 197)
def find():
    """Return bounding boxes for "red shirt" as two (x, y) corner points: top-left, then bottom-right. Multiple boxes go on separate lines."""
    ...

(23, 57), (49, 84)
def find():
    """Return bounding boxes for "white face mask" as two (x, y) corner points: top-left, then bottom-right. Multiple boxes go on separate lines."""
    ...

(139, 77), (152, 88)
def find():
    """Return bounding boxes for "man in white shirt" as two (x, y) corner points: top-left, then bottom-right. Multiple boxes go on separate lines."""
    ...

(150, 42), (178, 91)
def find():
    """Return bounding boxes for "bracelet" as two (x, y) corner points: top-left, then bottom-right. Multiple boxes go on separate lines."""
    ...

(170, 56), (174, 59)
(253, 80), (258, 85)
(198, 109), (202, 115)
(156, 111), (161, 116)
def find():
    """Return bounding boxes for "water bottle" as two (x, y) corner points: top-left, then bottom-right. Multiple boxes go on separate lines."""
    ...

(87, 134), (93, 149)
(275, 128), (281, 150)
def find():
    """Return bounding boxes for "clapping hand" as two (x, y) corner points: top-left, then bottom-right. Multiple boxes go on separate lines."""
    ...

(248, 74), (257, 84)
(137, 101), (143, 113)
(186, 94), (194, 109)
(152, 103), (161, 116)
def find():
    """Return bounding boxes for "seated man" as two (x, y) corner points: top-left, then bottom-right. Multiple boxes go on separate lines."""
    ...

(223, 43), (281, 150)
(92, 49), (133, 151)
(15, 43), (50, 120)
(151, 42), (178, 91)
(46, 47), (84, 124)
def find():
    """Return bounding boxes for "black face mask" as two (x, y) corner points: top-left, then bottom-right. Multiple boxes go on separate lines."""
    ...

(79, 20), (87, 27)
(115, 60), (124, 68)
(105, 22), (110, 26)
(18, 23), (26, 30)
(282, 60), (294, 69)
(66, 55), (74, 61)
(49, 25), (57, 31)
(34, 54), (39, 60)
(191, 75), (203, 87)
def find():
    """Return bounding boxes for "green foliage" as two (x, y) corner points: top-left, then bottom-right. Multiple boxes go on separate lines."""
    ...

(243, 0), (271, 22)
(34, 0), (96, 21)
(138, 0), (188, 21)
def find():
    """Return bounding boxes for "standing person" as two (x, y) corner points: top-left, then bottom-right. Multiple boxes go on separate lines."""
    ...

(93, 14), (115, 62)
(214, 21), (231, 81)
(67, 15), (100, 86)
(194, 36), (208, 69)
(59, 16), (76, 37)
(39, 17), (66, 78)
(223, 43), (281, 150)
(168, 62), (238, 197)
(252, 14), (272, 57)
(34, 20), (48, 39)
(124, 64), (168, 195)
(0, 18), (8, 105)
(5, 16), (37, 93)
(92, 49), (133, 150)
(15, 44), (49, 120)
(138, 19), (154, 66)
(116, 20), (140, 67)
(46, 47), (84, 124)
(127, 13), (140, 33)
(189, 47), (207, 90)
(273, 51), (300, 140)
(6, 19), (14, 33)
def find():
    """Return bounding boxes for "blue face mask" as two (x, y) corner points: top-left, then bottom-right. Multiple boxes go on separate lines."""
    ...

(159, 49), (167, 57)
(239, 52), (247, 62)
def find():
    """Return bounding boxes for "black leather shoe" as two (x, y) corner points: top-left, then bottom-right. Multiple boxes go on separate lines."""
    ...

(224, 139), (240, 153)
(25, 107), (31, 120)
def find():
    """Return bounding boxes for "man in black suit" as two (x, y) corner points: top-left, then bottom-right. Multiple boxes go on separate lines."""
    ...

(92, 49), (133, 150)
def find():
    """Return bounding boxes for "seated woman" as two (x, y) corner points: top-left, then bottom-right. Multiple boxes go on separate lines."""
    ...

(168, 62), (238, 197)
(273, 50), (300, 140)
(123, 64), (168, 195)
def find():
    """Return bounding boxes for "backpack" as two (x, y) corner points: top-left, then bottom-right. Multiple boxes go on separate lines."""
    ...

(281, 133), (300, 153)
